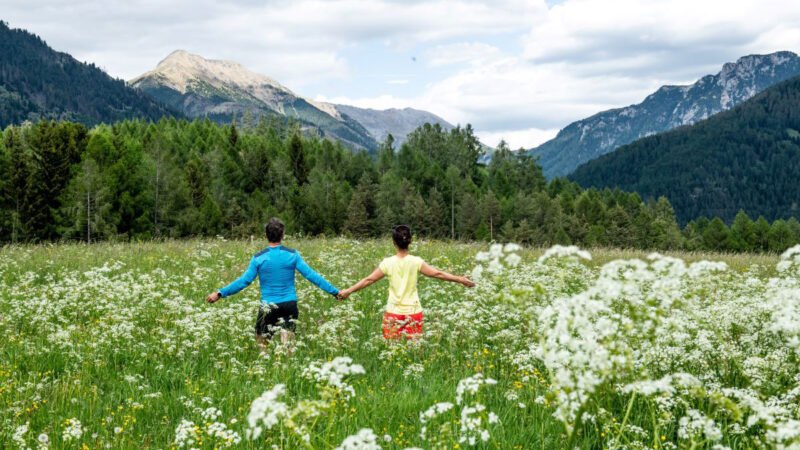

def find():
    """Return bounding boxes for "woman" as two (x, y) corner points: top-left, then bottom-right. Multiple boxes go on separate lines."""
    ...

(337, 225), (475, 339)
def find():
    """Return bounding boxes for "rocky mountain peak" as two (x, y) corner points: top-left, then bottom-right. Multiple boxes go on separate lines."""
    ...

(132, 50), (289, 95)
(129, 50), (455, 152)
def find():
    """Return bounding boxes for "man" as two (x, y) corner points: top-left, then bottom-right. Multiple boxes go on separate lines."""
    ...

(206, 218), (340, 350)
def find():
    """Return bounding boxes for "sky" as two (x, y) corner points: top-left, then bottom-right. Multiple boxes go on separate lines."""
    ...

(5, 0), (800, 148)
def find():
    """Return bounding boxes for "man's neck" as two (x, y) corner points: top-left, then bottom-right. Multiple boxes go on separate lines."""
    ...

(269, 242), (281, 247)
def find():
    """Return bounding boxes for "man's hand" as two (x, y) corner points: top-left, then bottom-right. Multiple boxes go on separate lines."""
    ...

(461, 277), (476, 288)
(206, 292), (222, 303)
(336, 289), (351, 301)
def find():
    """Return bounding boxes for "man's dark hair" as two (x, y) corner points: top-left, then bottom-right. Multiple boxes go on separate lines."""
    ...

(265, 218), (285, 243)
(392, 225), (412, 249)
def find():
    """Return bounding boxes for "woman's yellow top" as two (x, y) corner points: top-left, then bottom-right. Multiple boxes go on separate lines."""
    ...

(379, 254), (424, 314)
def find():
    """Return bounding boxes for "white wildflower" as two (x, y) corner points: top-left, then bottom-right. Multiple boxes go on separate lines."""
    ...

(302, 357), (366, 399)
(456, 373), (497, 405)
(13, 422), (28, 448)
(62, 418), (83, 442)
(174, 419), (199, 448)
(335, 428), (381, 450)
(247, 384), (289, 439)
(537, 245), (591, 263)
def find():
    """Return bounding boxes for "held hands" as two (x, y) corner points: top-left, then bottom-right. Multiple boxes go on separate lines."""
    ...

(206, 292), (222, 303)
(336, 289), (351, 301)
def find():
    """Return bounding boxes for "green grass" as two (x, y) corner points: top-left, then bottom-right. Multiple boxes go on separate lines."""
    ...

(0, 238), (790, 449)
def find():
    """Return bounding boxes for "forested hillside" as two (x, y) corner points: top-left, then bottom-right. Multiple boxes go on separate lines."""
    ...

(570, 75), (800, 226)
(3, 117), (799, 252)
(531, 51), (800, 178)
(0, 21), (180, 127)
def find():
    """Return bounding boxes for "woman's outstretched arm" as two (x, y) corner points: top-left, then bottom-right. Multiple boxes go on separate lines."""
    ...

(338, 267), (384, 299)
(420, 262), (475, 287)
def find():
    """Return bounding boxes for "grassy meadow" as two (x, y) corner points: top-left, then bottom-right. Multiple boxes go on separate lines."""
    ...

(1, 238), (798, 449)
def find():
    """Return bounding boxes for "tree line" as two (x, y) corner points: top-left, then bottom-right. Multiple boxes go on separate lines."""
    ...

(1, 117), (798, 253)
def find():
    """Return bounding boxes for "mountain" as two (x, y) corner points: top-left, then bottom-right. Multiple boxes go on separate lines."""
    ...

(130, 51), (455, 152)
(130, 50), (378, 151)
(0, 21), (179, 127)
(569, 75), (800, 224)
(531, 51), (800, 178)
(332, 105), (453, 147)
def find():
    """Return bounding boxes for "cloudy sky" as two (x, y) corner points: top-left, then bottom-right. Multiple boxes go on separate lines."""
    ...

(6, 0), (800, 148)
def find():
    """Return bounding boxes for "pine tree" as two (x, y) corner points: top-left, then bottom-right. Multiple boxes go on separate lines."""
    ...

(4, 126), (29, 242)
(377, 134), (395, 174)
(343, 192), (371, 237)
(457, 191), (481, 240)
(23, 121), (87, 240)
(425, 187), (447, 238)
(730, 210), (756, 251)
(702, 217), (732, 251)
(768, 220), (796, 252)
(555, 227), (572, 245)
(753, 216), (771, 251)
(60, 156), (112, 241)
(288, 132), (308, 185)
(499, 220), (515, 242)
(343, 175), (376, 237)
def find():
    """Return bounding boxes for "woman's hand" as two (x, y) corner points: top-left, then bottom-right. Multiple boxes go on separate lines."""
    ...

(460, 277), (476, 288)
(336, 289), (351, 301)
(206, 292), (222, 303)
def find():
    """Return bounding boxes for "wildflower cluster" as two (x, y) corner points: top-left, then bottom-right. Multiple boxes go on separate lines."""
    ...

(301, 356), (366, 399)
(173, 400), (241, 448)
(335, 428), (382, 450)
(420, 373), (499, 448)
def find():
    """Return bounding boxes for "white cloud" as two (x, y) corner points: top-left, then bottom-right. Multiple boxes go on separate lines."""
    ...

(523, 0), (800, 79)
(476, 128), (560, 150)
(424, 42), (502, 67)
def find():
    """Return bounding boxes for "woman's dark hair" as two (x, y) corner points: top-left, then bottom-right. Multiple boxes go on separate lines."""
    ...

(265, 218), (285, 243)
(392, 225), (412, 249)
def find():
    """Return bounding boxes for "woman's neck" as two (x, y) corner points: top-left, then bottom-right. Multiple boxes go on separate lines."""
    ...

(396, 249), (409, 257)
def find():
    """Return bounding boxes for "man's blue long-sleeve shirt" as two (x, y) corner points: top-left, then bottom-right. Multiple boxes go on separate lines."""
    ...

(218, 245), (339, 303)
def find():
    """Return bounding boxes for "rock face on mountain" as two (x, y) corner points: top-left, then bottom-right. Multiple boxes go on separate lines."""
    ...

(130, 51), (453, 151)
(0, 21), (180, 127)
(332, 105), (453, 147)
(130, 50), (377, 151)
(531, 51), (800, 178)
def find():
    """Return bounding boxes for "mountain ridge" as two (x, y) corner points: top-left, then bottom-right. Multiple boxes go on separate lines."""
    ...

(0, 21), (181, 127)
(531, 51), (800, 178)
(130, 50), (454, 151)
(569, 74), (800, 224)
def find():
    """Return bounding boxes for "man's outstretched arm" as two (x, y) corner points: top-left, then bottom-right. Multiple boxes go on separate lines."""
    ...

(295, 254), (339, 297)
(338, 267), (384, 299)
(208, 257), (259, 302)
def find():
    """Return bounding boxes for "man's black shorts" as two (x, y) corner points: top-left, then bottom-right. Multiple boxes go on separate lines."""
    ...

(256, 301), (298, 337)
